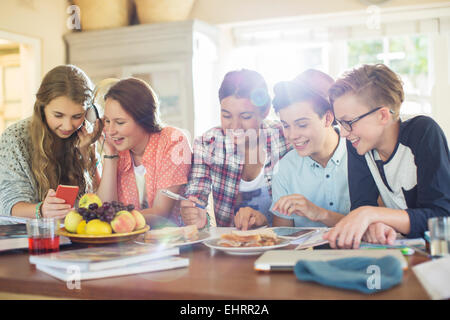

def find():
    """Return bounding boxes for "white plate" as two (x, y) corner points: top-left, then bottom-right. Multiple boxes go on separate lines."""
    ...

(203, 237), (291, 256)
(134, 230), (212, 247)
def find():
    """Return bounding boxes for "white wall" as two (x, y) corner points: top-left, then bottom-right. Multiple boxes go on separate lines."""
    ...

(0, 0), (67, 77)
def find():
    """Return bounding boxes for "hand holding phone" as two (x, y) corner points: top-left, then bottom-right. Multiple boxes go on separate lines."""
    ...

(55, 185), (80, 207)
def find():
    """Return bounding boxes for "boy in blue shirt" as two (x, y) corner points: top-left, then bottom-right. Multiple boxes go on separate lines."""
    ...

(325, 64), (450, 249)
(270, 70), (351, 227)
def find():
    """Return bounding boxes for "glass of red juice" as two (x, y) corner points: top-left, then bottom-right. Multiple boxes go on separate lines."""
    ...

(26, 218), (60, 255)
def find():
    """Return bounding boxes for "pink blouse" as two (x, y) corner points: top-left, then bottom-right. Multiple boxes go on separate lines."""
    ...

(117, 127), (192, 210)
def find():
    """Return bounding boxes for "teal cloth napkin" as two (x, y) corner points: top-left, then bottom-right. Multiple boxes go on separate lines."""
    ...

(294, 256), (403, 294)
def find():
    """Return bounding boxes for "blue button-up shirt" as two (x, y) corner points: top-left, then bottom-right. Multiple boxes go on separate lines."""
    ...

(271, 137), (350, 227)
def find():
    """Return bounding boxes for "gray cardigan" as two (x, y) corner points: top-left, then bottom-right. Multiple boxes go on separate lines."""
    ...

(0, 118), (40, 219)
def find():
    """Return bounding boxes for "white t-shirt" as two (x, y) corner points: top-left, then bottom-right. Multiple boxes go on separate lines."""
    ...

(239, 167), (266, 192)
(133, 164), (149, 209)
(237, 166), (273, 225)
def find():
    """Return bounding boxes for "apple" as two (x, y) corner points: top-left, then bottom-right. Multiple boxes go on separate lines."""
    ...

(110, 211), (136, 233)
(78, 193), (102, 209)
(64, 210), (83, 233)
(131, 210), (146, 230)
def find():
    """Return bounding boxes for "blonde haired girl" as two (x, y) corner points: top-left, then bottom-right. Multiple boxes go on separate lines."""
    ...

(0, 65), (102, 220)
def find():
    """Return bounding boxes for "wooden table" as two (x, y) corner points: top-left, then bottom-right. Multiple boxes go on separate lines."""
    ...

(0, 238), (430, 300)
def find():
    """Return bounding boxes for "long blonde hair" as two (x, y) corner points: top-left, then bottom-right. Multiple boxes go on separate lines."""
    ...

(30, 65), (102, 200)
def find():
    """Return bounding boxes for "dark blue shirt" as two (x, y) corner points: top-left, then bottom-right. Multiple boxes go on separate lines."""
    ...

(347, 116), (450, 238)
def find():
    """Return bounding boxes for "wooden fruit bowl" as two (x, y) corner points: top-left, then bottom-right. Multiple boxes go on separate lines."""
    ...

(57, 225), (150, 244)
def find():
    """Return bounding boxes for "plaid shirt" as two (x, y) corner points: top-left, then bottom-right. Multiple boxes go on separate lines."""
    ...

(185, 120), (291, 227)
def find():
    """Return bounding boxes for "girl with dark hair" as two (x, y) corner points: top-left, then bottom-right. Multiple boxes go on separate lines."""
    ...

(96, 78), (191, 226)
(0, 65), (102, 220)
(180, 69), (290, 229)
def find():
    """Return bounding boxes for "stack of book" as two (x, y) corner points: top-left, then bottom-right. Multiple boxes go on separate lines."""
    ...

(29, 243), (189, 281)
(0, 223), (30, 251)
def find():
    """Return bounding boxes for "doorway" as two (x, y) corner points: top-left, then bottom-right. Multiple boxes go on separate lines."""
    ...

(0, 31), (40, 134)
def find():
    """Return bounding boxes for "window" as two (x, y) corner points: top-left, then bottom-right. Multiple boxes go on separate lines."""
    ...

(228, 3), (450, 128)
(228, 33), (433, 120)
(228, 42), (328, 119)
(345, 35), (432, 118)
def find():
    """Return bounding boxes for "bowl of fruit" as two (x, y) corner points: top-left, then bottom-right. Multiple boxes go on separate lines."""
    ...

(59, 193), (150, 244)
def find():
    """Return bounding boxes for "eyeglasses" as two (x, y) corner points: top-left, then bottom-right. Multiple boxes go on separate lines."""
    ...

(335, 107), (393, 132)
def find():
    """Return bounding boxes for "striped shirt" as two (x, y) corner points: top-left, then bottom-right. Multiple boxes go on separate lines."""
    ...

(184, 120), (291, 227)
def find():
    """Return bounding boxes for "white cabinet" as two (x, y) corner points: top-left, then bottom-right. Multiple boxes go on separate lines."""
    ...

(64, 20), (219, 140)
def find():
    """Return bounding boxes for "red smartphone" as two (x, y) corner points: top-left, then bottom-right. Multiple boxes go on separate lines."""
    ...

(55, 185), (79, 207)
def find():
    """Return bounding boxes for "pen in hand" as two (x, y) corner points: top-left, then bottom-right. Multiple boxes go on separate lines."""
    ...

(160, 189), (206, 209)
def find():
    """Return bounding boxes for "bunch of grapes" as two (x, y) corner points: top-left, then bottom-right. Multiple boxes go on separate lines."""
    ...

(76, 201), (135, 224)
(109, 201), (134, 213)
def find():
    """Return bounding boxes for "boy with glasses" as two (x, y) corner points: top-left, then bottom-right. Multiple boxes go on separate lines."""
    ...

(325, 64), (450, 249)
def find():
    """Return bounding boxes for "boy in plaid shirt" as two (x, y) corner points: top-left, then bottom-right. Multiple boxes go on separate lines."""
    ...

(181, 69), (290, 229)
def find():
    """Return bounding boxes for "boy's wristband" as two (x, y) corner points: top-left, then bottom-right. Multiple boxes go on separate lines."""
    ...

(35, 202), (43, 219)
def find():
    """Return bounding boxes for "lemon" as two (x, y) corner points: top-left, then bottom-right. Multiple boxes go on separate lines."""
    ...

(85, 219), (112, 235)
(76, 220), (87, 234)
(64, 211), (83, 233)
